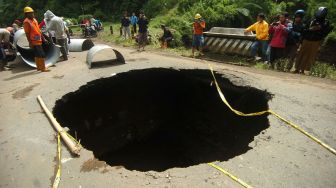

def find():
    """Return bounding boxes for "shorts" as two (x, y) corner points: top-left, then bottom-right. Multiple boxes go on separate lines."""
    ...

(138, 32), (148, 45)
(192, 34), (204, 47)
(33, 45), (45, 58)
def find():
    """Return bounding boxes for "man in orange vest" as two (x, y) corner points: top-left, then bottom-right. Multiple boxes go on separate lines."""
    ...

(23, 7), (50, 72)
(192, 13), (206, 58)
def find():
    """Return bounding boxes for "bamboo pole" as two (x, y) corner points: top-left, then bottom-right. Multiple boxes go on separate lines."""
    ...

(37, 95), (81, 156)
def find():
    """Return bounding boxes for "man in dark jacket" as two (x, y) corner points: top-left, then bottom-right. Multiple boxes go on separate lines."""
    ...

(294, 7), (333, 74)
(121, 13), (131, 39)
(285, 10), (305, 71)
(137, 11), (149, 51)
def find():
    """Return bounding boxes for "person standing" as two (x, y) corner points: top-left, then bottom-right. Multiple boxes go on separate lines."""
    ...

(294, 7), (333, 74)
(137, 11), (149, 51)
(269, 13), (289, 69)
(285, 10), (305, 71)
(121, 13), (131, 39)
(130, 12), (138, 35)
(23, 7), (50, 72)
(244, 13), (269, 62)
(44, 10), (70, 61)
(192, 13), (206, 57)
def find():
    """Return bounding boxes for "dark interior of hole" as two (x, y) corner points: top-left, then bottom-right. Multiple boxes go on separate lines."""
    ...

(53, 68), (272, 172)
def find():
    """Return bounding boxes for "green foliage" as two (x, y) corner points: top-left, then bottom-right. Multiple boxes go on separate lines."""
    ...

(78, 15), (93, 22)
(143, 0), (179, 18)
(310, 62), (336, 79)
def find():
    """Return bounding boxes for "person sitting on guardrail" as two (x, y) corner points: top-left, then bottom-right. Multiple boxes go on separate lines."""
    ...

(192, 13), (206, 58)
(159, 25), (173, 49)
(244, 13), (269, 62)
(269, 13), (289, 69)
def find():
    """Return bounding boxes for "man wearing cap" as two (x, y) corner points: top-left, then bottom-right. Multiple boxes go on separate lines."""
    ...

(23, 6), (50, 72)
(192, 13), (206, 57)
(12, 20), (22, 33)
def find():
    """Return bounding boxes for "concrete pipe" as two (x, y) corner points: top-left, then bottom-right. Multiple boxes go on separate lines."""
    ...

(13, 29), (60, 68)
(68, 39), (94, 52)
(86, 44), (125, 69)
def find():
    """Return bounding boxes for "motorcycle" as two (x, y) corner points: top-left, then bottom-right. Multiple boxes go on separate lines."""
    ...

(81, 24), (97, 38)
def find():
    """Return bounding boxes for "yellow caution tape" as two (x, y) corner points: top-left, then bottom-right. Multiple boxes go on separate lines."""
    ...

(209, 65), (336, 155)
(53, 131), (81, 188)
(208, 163), (253, 188)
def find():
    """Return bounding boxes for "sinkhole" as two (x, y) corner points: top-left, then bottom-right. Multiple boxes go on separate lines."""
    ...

(53, 68), (272, 172)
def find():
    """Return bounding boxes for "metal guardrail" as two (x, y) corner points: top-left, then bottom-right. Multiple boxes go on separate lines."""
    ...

(204, 27), (256, 56)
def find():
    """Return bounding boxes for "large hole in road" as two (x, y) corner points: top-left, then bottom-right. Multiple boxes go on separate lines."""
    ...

(53, 68), (272, 172)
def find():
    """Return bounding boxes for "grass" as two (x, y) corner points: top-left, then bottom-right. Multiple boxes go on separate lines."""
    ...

(310, 62), (336, 80)
(253, 59), (336, 80)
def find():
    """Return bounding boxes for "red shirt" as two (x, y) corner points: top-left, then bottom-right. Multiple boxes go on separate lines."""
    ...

(39, 20), (45, 29)
(269, 22), (288, 48)
(193, 21), (205, 35)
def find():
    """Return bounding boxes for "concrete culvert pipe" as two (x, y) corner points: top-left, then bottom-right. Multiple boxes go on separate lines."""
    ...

(68, 39), (94, 52)
(13, 29), (60, 68)
(86, 44), (125, 68)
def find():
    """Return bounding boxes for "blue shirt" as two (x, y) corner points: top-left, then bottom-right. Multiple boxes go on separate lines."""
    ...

(130, 16), (138, 25)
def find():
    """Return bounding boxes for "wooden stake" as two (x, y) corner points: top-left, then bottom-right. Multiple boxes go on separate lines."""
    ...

(37, 95), (81, 156)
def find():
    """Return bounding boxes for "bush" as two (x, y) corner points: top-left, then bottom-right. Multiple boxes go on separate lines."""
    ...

(78, 14), (93, 22)
(310, 62), (336, 79)
(324, 31), (336, 44)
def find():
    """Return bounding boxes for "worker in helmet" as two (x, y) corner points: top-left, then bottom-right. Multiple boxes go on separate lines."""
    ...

(192, 13), (206, 58)
(23, 7), (50, 72)
(294, 7), (334, 74)
(285, 10), (306, 71)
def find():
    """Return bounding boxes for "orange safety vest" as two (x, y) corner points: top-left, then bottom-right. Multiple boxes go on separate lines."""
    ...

(193, 21), (206, 35)
(23, 18), (42, 46)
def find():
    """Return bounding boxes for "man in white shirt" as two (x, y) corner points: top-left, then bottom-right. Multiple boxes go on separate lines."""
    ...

(44, 10), (70, 61)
